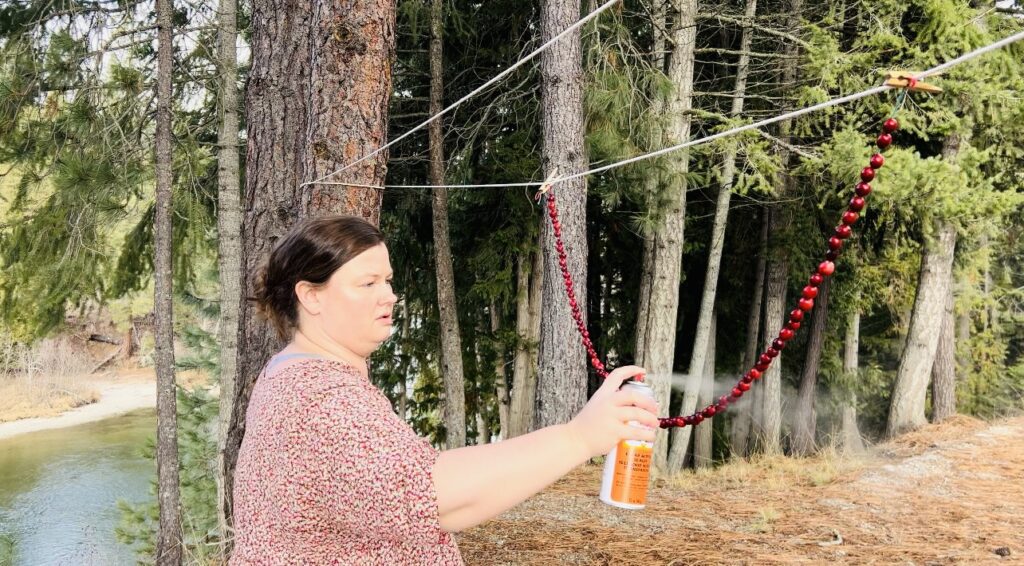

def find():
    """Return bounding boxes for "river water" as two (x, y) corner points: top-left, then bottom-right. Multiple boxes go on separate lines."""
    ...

(0, 410), (155, 565)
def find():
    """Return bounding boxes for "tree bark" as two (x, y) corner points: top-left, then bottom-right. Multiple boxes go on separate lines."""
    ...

(214, 0), (241, 550)
(510, 245), (542, 437)
(931, 283), (957, 422)
(887, 134), (961, 438)
(792, 277), (831, 456)
(840, 308), (865, 453)
(731, 208), (768, 457)
(154, 0), (182, 562)
(225, 0), (395, 528)
(758, 0), (802, 456)
(430, 0), (466, 448)
(535, 0), (589, 429)
(398, 300), (410, 420)
(669, 0), (755, 471)
(760, 241), (787, 455)
(635, 0), (696, 474)
(490, 300), (510, 439)
(693, 312), (716, 469)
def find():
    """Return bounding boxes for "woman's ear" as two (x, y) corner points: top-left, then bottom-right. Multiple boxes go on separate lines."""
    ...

(294, 281), (322, 317)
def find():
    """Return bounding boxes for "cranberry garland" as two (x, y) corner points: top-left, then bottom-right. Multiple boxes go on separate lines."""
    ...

(543, 117), (901, 429)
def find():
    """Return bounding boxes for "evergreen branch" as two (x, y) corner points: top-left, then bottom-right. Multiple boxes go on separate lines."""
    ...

(696, 14), (812, 49)
(754, 129), (819, 160)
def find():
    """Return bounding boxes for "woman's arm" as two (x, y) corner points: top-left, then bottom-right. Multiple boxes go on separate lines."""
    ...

(432, 366), (659, 532)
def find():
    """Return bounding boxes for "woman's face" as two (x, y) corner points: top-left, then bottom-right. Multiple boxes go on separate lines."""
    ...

(302, 243), (398, 358)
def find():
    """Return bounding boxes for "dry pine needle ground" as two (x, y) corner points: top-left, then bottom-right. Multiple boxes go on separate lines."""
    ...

(459, 415), (1023, 565)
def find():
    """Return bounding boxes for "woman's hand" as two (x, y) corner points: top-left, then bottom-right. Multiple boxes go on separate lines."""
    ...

(565, 366), (660, 459)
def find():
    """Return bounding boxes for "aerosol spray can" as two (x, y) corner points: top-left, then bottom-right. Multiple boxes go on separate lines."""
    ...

(599, 379), (655, 509)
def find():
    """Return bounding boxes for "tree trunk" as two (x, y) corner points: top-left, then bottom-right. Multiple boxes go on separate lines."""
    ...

(225, 0), (395, 528)
(430, 0), (466, 449)
(154, 0), (182, 562)
(758, 0), (802, 456)
(635, 0), (696, 474)
(214, 0), (241, 551)
(840, 308), (865, 453)
(731, 208), (768, 457)
(490, 300), (510, 439)
(887, 134), (961, 438)
(931, 283), (957, 422)
(535, 0), (590, 429)
(398, 300), (410, 420)
(760, 225), (787, 455)
(693, 312), (716, 469)
(792, 277), (830, 456)
(669, 0), (756, 471)
(510, 246), (543, 437)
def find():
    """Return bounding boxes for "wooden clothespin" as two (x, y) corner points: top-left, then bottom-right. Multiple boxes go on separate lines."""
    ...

(533, 168), (560, 202)
(883, 71), (943, 94)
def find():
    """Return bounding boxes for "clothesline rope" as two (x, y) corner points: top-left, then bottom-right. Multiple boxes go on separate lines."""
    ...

(307, 28), (1024, 191)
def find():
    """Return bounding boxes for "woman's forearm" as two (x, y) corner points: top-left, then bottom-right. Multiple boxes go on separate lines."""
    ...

(432, 424), (591, 532)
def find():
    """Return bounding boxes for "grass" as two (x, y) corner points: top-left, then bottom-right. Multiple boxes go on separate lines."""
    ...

(0, 336), (100, 423)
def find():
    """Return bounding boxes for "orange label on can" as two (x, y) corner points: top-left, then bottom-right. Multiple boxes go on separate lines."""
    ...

(609, 440), (652, 505)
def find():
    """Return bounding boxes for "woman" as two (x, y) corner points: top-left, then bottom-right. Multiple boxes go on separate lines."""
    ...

(231, 215), (659, 565)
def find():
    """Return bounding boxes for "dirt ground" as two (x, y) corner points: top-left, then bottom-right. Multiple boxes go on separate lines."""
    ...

(459, 415), (1023, 565)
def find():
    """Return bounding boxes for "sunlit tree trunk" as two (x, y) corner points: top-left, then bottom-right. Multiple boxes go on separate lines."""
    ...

(154, 0), (182, 562)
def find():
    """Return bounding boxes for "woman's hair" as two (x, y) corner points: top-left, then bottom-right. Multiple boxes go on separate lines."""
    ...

(253, 215), (386, 340)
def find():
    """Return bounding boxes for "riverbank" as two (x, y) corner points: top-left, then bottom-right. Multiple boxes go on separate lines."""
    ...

(0, 375), (155, 441)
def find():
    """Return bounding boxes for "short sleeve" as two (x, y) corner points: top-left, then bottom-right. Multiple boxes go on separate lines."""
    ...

(283, 383), (447, 545)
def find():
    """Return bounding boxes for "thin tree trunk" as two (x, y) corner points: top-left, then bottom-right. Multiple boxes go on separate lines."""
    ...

(635, 0), (696, 474)
(430, 0), (466, 448)
(669, 0), (756, 471)
(841, 308), (865, 453)
(490, 300), (510, 439)
(760, 243), (787, 455)
(509, 246), (542, 437)
(535, 0), (590, 429)
(693, 313), (716, 469)
(731, 209), (767, 457)
(214, 0), (241, 550)
(154, 0), (182, 562)
(931, 283), (957, 422)
(398, 300), (410, 421)
(792, 277), (831, 456)
(887, 134), (961, 438)
(758, 0), (802, 456)
(226, 0), (395, 527)
(634, 0), (667, 365)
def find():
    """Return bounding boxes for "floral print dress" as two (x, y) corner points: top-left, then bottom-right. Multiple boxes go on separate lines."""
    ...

(230, 354), (463, 565)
